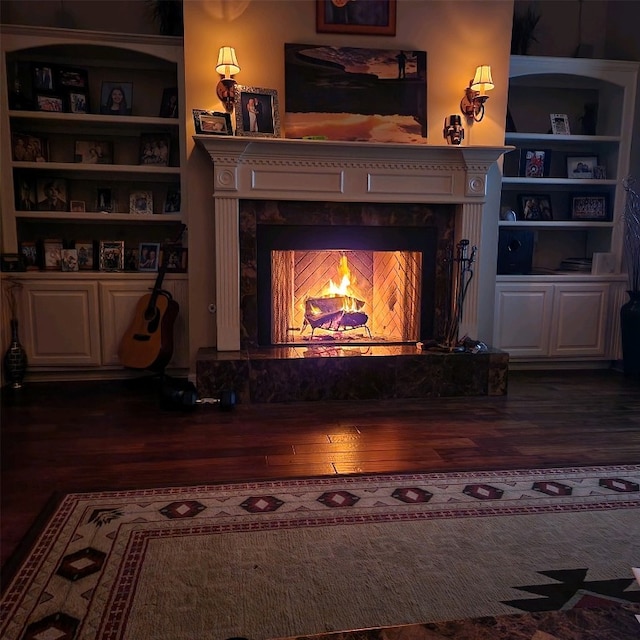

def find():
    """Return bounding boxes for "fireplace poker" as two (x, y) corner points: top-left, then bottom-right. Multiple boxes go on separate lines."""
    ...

(444, 239), (477, 350)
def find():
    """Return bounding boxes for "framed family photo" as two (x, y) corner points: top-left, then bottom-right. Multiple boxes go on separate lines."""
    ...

(74, 140), (112, 164)
(159, 87), (179, 118)
(567, 156), (597, 179)
(12, 134), (48, 162)
(160, 244), (188, 273)
(316, 0), (396, 36)
(138, 243), (160, 272)
(99, 240), (125, 271)
(571, 193), (610, 221)
(192, 109), (232, 135)
(129, 191), (153, 215)
(518, 194), (553, 221)
(234, 86), (281, 138)
(75, 241), (95, 270)
(68, 92), (89, 114)
(550, 113), (570, 135)
(139, 133), (170, 166)
(36, 95), (63, 112)
(100, 81), (133, 115)
(57, 66), (88, 89)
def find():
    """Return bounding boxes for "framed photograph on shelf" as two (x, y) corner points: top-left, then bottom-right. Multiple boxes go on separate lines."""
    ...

(160, 244), (188, 273)
(124, 247), (139, 271)
(100, 81), (133, 115)
(567, 156), (597, 179)
(15, 176), (37, 211)
(36, 178), (68, 211)
(593, 165), (607, 180)
(139, 133), (170, 166)
(0, 253), (26, 273)
(74, 241), (95, 270)
(42, 238), (63, 270)
(70, 200), (86, 213)
(518, 194), (553, 221)
(68, 91), (89, 114)
(129, 191), (153, 215)
(74, 140), (112, 164)
(32, 64), (54, 91)
(36, 95), (63, 112)
(56, 66), (88, 89)
(61, 249), (79, 272)
(12, 133), (48, 162)
(571, 193), (610, 221)
(99, 240), (125, 271)
(519, 149), (551, 178)
(97, 188), (113, 213)
(192, 109), (232, 135)
(550, 113), (570, 135)
(164, 186), (181, 213)
(138, 242), (160, 272)
(159, 87), (179, 117)
(19, 241), (39, 271)
(234, 86), (281, 138)
(316, 0), (397, 36)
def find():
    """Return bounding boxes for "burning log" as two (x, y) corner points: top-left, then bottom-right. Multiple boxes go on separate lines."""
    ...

(304, 295), (369, 335)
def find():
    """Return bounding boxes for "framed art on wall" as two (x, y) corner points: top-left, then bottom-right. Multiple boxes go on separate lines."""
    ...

(316, 0), (397, 36)
(234, 86), (281, 138)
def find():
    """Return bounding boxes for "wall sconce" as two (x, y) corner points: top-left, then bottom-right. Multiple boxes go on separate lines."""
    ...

(460, 65), (494, 122)
(215, 46), (241, 113)
(443, 114), (464, 145)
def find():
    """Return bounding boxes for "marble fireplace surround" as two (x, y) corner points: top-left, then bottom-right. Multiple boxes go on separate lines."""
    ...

(194, 137), (510, 402)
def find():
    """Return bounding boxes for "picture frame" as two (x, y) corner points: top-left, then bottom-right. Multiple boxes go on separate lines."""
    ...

(12, 133), (48, 162)
(70, 200), (86, 213)
(56, 66), (88, 89)
(567, 156), (597, 179)
(129, 190), (154, 215)
(124, 247), (139, 271)
(100, 81), (133, 116)
(74, 140), (113, 164)
(284, 44), (427, 143)
(519, 149), (551, 178)
(67, 91), (89, 114)
(32, 64), (55, 91)
(1, 253), (26, 273)
(159, 87), (179, 118)
(234, 86), (281, 138)
(43, 238), (63, 270)
(160, 244), (188, 273)
(593, 165), (607, 180)
(518, 194), (553, 221)
(138, 242), (160, 272)
(74, 241), (95, 270)
(164, 186), (181, 213)
(15, 176), (37, 211)
(97, 188), (114, 213)
(60, 249), (79, 272)
(99, 240), (125, 271)
(192, 109), (232, 135)
(550, 113), (570, 135)
(36, 178), (68, 212)
(316, 0), (397, 36)
(36, 95), (63, 112)
(19, 241), (39, 271)
(139, 133), (170, 166)
(571, 193), (610, 221)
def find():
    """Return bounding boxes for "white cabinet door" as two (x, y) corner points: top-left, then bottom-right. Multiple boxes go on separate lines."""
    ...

(493, 284), (554, 356)
(19, 280), (101, 366)
(550, 284), (609, 357)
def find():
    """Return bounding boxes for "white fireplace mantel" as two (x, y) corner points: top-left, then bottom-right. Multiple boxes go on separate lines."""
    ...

(195, 136), (511, 351)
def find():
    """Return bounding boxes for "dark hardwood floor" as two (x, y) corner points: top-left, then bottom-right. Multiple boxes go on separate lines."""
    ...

(2, 369), (639, 570)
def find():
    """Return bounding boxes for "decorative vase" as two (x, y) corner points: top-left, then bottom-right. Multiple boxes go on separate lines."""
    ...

(3, 318), (27, 389)
(620, 291), (640, 376)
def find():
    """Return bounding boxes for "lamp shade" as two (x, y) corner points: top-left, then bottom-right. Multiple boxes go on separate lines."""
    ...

(215, 46), (240, 77)
(470, 65), (494, 93)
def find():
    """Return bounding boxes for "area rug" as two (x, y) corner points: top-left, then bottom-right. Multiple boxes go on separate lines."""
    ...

(2, 465), (639, 640)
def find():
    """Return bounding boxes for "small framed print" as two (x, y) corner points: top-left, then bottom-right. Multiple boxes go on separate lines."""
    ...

(129, 191), (153, 215)
(75, 241), (95, 270)
(19, 241), (39, 271)
(139, 133), (170, 166)
(12, 133), (48, 162)
(192, 109), (232, 135)
(61, 249), (79, 272)
(68, 91), (89, 114)
(36, 95), (63, 112)
(56, 66), (88, 89)
(567, 156), (597, 179)
(571, 193), (610, 221)
(519, 149), (551, 178)
(164, 186), (181, 213)
(160, 244), (188, 273)
(124, 247), (139, 271)
(97, 188), (113, 213)
(36, 178), (68, 211)
(0, 253), (26, 273)
(159, 87), (179, 118)
(234, 86), (281, 138)
(138, 243), (160, 272)
(550, 113), (570, 135)
(99, 240), (125, 271)
(518, 194), (553, 221)
(70, 200), (86, 213)
(33, 65), (54, 91)
(74, 140), (113, 164)
(316, 0), (397, 36)
(100, 81), (133, 115)
(593, 165), (607, 180)
(43, 238), (63, 270)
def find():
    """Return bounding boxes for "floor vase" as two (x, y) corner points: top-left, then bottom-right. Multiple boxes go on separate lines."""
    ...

(3, 319), (27, 388)
(620, 290), (640, 376)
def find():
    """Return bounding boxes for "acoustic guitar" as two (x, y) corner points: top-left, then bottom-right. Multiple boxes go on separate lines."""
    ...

(118, 231), (183, 371)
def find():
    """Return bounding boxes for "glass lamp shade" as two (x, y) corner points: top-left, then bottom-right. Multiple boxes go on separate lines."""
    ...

(470, 65), (494, 94)
(215, 47), (240, 77)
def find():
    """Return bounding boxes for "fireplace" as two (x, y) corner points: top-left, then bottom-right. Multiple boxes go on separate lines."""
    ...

(194, 137), (510, 402)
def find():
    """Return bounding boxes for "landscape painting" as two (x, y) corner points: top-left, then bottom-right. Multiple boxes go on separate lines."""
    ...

(284, 44), (427, 143)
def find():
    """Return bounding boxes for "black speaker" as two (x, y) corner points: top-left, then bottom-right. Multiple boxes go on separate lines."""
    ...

(497, 230), (534, 275)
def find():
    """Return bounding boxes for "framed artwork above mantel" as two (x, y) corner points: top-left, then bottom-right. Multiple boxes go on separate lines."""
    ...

(316, 0), (397, 36)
